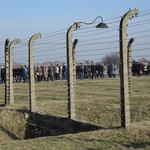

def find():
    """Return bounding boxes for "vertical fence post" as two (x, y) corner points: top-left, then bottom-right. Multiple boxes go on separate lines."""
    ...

(28, 33), (42, 112)
(128, 38), (135, 94)
(72, 39), (78, 99)
(4, 38), (10, 105)
(119, 8), (138, 128)
(66, 23), (81, 120)
(9, 38), (21, 105)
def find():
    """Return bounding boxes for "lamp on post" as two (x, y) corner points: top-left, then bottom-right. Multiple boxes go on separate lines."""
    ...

(66, 16), (108, 121)
(80, 16), (108, 28)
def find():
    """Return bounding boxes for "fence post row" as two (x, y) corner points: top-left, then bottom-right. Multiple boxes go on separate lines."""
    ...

(29, 33), (42, 112)
(119, 9), (138, 128)
(9, 38), (21, 105)
(127, 38), (135, 94)
(66, 23), (81, 120)
(3, 9), (141, 130)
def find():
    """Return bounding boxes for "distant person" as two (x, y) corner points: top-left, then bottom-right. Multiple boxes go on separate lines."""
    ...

(37, 65), (42, 81)
(109, 63), (116, 78)
(55, 64), (59, 80)
(1, 67), (5, 83)
(62, 63), (67, 80)
(23, 65), (28, 82)
(91, 61), (96, 79)
(99, 63), (105, 78)
(47, 65), (54, 82)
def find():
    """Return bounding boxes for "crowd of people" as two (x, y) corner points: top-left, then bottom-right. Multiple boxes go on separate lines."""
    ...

(0, 62), (116, 83)
(132, 61), (149, 76)
(28, 62), (117, 82)
(35, 63), (67, 82)
(0, 61), (150, 83)
(0, 65), (29, 83)
(76, 62), (116, 79)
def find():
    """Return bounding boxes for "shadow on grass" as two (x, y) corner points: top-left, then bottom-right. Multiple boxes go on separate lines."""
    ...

(0, 104), (6, 107)
(57, 136), (150, 150)
(84, 141), (150, 150)
(0, 108), (121, 140)
(26, 112), (121, 139)
(0, 106), (30, 113)
(0, 125), (21, 140)
(123, 142), (150, 149)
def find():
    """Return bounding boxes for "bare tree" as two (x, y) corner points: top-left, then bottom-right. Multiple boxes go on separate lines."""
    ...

(101, 52), (120, 67)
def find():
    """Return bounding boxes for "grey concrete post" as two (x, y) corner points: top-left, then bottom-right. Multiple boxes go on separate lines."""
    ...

(4, 38), (10, 105)
(66, 23), (81, 120)
(127, 38), (135, 94)
(72, 39), (78, 98)
(29, 33), (42, 112)
(119, 9), (138, 128)
(9, 38), (21, 105)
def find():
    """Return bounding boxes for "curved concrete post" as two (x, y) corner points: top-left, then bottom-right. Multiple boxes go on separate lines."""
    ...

(127, 38), (135, 94)
(28, 33), (42, 112)
(4, 38), (10, 105)
(66, 23), (81, 120)
(9, 38), (21, 105)
(119, 8), (138, 128)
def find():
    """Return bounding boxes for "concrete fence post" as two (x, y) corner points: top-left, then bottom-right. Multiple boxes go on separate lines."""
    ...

(28, 33), (42, 112)
(119, 8), (138, 128)
(9, 38), (21, 105)
(66, 23), (81, 120)
(4, 38), (10, 105)
(72, 39), (78, 99)
(127, 38), (135, 94)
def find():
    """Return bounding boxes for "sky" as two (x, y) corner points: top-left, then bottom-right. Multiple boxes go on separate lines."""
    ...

(0, 0), (150, 64)
(0, 0), (149, 39)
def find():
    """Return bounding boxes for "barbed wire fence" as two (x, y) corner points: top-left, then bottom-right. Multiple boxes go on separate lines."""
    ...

(12, 38), (29, 108)
(127, 9), (150, 124)
(0, 9), (149, 128)
(32, 29), (68, 115)
(65, 8), (150, 128)
(68, 14), (121, 128)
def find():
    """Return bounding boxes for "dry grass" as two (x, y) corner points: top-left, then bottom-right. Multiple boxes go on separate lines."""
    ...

(0, 76), (150, 149)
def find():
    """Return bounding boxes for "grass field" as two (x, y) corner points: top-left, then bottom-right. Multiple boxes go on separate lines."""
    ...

(0, 76), (150, 150)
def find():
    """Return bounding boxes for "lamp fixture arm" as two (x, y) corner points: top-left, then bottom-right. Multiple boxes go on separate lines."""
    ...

(80, 16), (104, 25)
